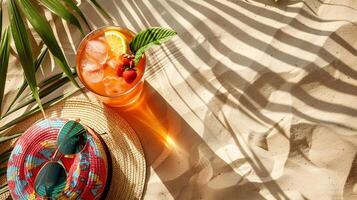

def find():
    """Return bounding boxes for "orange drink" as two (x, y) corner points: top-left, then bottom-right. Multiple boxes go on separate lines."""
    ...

(76, 26), (146, 107)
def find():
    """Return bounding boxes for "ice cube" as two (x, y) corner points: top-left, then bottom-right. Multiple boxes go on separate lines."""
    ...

(83, 69), (104, 83)
(81, 56), (101, 71)
(106, 59), (118, 69)
(103, 76), (126, 96)
(85, 39), (108, 64)
(97, 36), (107, 43)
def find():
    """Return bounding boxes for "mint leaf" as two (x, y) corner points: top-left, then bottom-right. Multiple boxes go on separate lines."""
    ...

(130, 27), (177, 64)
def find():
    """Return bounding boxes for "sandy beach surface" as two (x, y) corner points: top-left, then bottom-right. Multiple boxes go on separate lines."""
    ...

(1, 0), (357, 199)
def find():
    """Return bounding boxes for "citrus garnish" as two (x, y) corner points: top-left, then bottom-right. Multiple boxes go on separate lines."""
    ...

(104, 30), (128, 58)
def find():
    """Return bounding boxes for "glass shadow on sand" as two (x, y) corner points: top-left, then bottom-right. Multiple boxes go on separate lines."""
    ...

(111, 83), (267, 199)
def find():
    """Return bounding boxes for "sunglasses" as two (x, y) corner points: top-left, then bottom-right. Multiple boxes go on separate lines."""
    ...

(34, 120), (88, 198)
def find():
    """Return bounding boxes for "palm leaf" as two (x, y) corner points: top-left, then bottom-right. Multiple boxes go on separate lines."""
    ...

(4, 70), (75, 117)
(0, 168), (6, 176)
(5, 46), (48, 114)
(38, 0), (84, 35)
(0, 132), (22, 144)
(88, 0), (111, 19)
(34, 47), (49, 72)
(0, 28), (11, 117)
(63, 0), (91, 31)
(17, 0), (79, 88)
(5, 69), (76, 115)
(0, 88), (79, 132)
(0, 153), (11, 165)
(0, 149), (13, 164)
(0, 0), (3, 38)
(129, 27), (177, 64)
(39, 71), (71, 88)
(8, 0), (45, 116)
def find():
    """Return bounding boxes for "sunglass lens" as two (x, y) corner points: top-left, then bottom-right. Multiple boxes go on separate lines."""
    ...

(34, 162), (67, 198)
(58, 120), (87, 154)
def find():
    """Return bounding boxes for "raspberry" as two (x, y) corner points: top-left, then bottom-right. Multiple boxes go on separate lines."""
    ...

(115, 64), (124, 77)
(122, 69), (137, 83)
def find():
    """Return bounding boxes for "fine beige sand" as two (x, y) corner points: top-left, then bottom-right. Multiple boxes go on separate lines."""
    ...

(1, 0), (357, 199)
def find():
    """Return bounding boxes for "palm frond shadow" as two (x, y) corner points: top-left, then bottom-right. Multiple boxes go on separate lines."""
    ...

(169, 0), (357, 125)
(2, 0), (356, 198)
(253, 0), (357, 25)
(160, 47), (293, 198)
(316, 0), (357, 12)
(205, 0), (357, 79)
(343, 154), (357, 199)
(168, 0), (357, 162)
(124, 0), (357, 198)
(116, 0), (286, 198)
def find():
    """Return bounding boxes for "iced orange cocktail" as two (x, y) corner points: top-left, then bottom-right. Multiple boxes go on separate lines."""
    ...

(76, 26), (146, 107)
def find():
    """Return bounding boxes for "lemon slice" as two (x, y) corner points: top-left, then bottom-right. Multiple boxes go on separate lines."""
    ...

(104, 30), (128, 58)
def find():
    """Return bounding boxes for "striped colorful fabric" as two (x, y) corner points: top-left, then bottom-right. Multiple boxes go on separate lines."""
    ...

(7, 118), (108, 200)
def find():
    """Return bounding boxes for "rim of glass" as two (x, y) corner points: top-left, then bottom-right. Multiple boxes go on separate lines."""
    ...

(76, 25), (146, 98)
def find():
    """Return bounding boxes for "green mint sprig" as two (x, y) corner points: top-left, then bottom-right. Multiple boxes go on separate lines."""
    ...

(129, 27), (177, 65)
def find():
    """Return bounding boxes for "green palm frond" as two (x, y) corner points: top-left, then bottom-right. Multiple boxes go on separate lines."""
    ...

(39, 71), (71, 88)
(0, 28), (11, 117)
(0, 132), (22, 144)
(0, 0), (3, 38)
(3, 70), (76, 118)
(17, 0), (80, 89)
(5, 46), (48, 115)
(1, 0), (111, 123)
(88, 0), (112, 19)
(12, 70), (75, 105)
(8, 0), (45, 116)
(63, 0), (91, 31)
(0, 88), (79, 132)
(38, 0), (85, 35)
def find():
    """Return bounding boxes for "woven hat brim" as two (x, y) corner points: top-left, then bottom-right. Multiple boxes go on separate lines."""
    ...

(3, 98), (146, 200)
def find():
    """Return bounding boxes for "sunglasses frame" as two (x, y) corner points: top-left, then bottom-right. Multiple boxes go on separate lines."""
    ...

(55, 119), (89, 157)
(34, 119), (89, 198)
(34, 160), (68, 198)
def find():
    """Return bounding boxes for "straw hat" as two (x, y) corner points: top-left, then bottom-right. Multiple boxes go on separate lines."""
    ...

(2, 97), (146, 200)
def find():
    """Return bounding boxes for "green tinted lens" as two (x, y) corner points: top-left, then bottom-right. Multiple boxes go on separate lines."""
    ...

(34, 162), (67, 198)
(57, 120), (87, 154)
